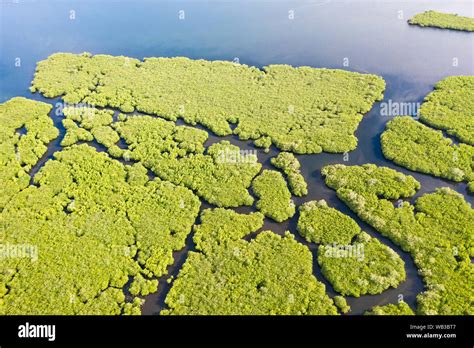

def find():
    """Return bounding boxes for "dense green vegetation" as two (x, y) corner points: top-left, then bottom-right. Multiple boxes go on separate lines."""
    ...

(30, 53), (385, 154)
(322, 164), (474, 314)
(3, 52), (472, 316)
(365, 301), (415, 315)
(408, 11), (474, 32)
(381, 116), (474, 190)
(252, 170), (295, 222)
(297, 200), (360, 245)
(109, 115), (261, 207)
(0, 144), (200, 314)
(297, 200), (405, 297)
(418, 76), (474, 145)
(193, 208), (264, 253)
(61, 118), (94, 146)
(60, 108), (262, 207)
(318, 232), (406, 297)
(0, 97), (59, 209)
(61, 107), (120, 148)
(270, 152), (308, 196)
(164, 229), (338, 314)
(164, 209), (348, 315)
(333, 296), (350, 314)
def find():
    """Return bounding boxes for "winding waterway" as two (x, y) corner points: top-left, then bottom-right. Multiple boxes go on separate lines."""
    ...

(1, 0), (473, 315)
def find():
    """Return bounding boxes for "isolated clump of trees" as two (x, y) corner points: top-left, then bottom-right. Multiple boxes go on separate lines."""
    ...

(364, 301), (415, 315)
(30, 52), (386, 154)
(297, 200), (406, 297)
(333, 296), (350, 314)
(270, 152), (308, 196)
(408, 11), (474, 31)
(252, 170), (295, 222)
(318, 232), (406, 297)
(322, 164), (474, 315)
(61, 107), (118, 147)
(163, 209), (338, 315)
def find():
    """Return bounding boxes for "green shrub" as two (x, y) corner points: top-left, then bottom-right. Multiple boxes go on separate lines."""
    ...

(61, 119), (94, 146)
(365, 301), (415, 315)
(381, 76), (473, 190)
(271, 152), (308, 196)
(63, 107), (114, 130)
(418, 76), (474, 145)
(91, 126), (120, 148)
(193, 208), (264, 253)
(297, 200), (360, 245)
(252, 170), (295, 222)
(333, 296), (350, 314)
(129, 274), (158, 296)
(297, 199), (405, 297)
(408, 11), (474, 32)
(318, 232), (406, 297)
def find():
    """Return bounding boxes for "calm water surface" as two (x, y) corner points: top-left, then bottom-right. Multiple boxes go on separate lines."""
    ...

(1, 0), (473, 315)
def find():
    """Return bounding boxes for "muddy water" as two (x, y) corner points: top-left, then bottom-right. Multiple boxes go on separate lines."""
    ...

(1, 0), (473, 315)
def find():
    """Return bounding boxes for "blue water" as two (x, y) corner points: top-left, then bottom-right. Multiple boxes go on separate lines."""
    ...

(1, 0), (473, 100)
(1, 0), (473, 315)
